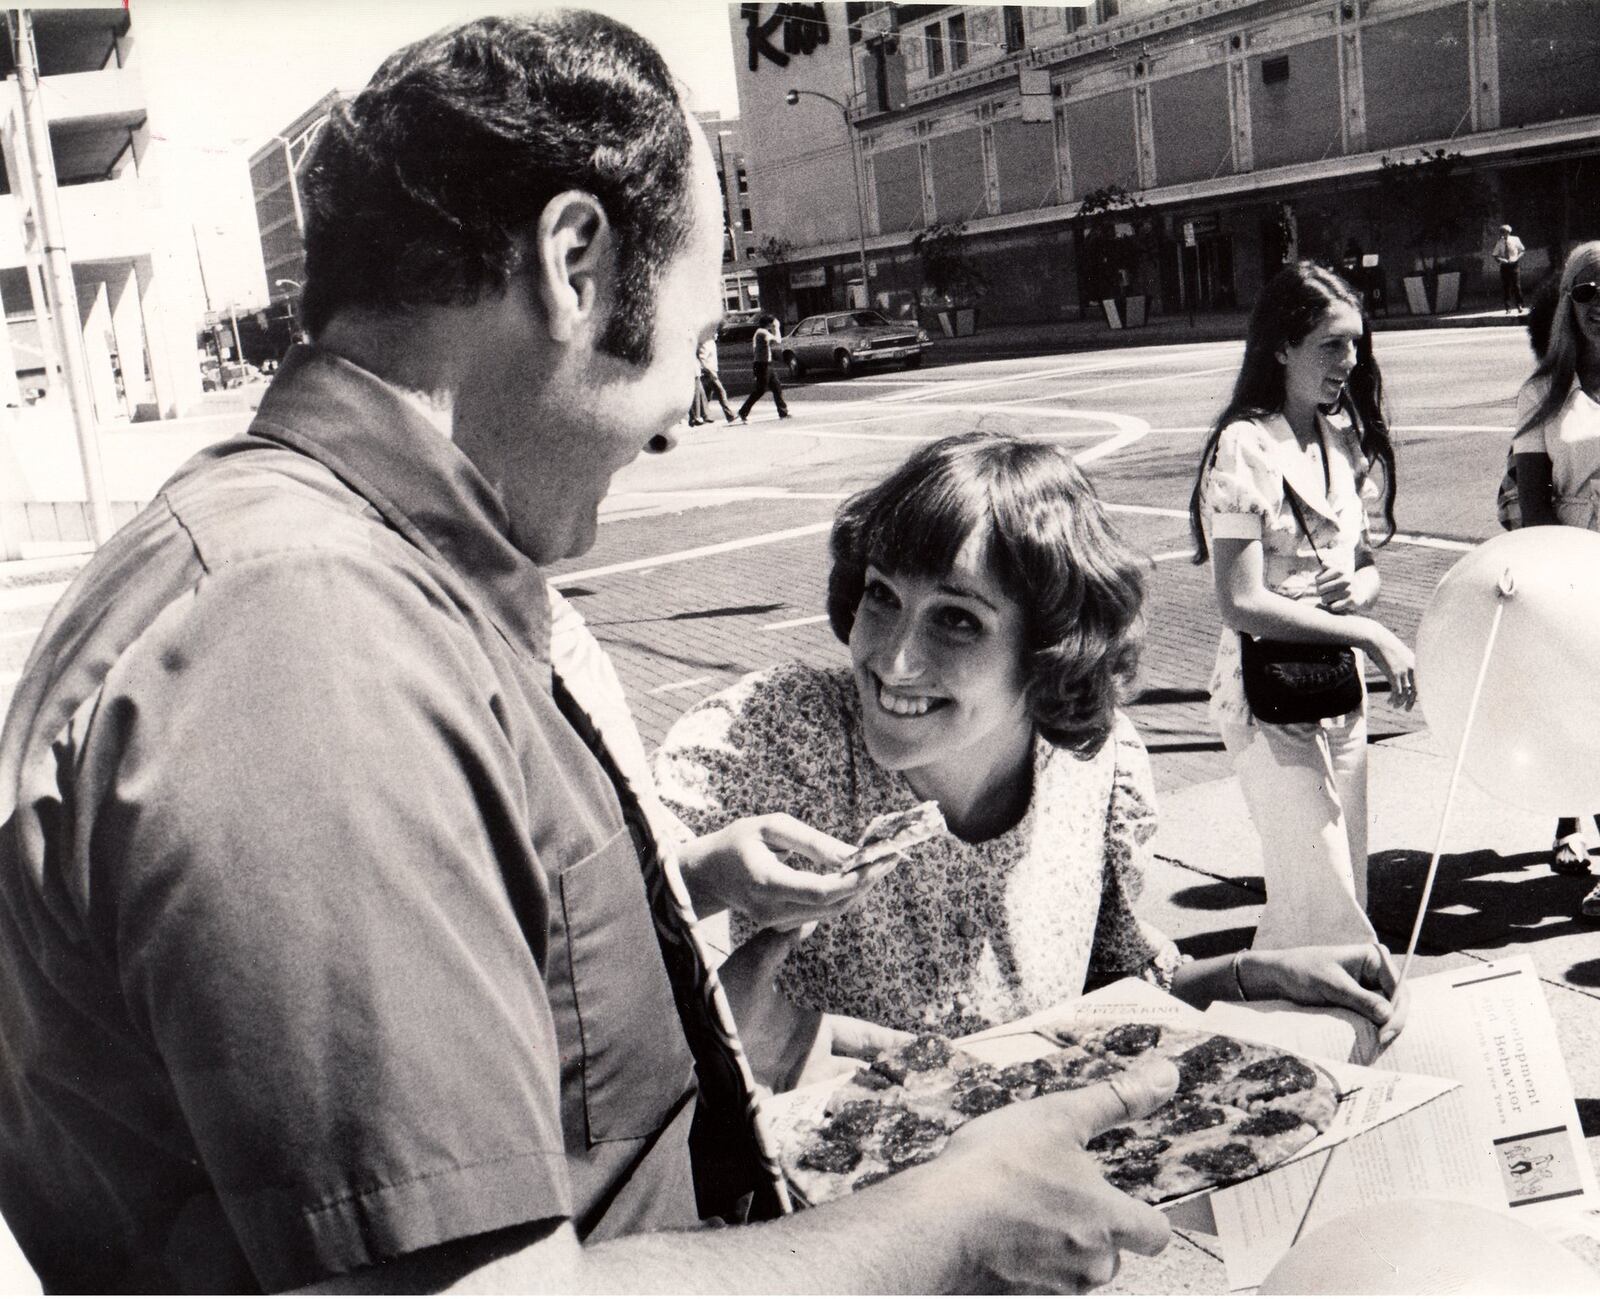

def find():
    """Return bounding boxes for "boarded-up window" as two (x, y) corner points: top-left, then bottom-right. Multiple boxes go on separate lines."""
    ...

(873, 143), (924, 233)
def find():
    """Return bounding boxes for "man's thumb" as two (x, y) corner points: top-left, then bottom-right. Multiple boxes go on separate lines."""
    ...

(1066, 1059), (1181, 1142)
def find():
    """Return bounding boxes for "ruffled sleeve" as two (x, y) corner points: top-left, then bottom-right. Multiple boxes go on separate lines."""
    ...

(1510, 376), (1553, 455)
(652, 663), (858, 843)
(1203, 419), (1278, 542)
(1086, 714), (1183, 989)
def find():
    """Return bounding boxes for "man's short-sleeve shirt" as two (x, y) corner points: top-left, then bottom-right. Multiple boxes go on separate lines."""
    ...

(0, 348), (698, 1292)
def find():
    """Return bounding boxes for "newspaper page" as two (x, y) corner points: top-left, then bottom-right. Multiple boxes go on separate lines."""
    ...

(1212, 954), (1599, 1290)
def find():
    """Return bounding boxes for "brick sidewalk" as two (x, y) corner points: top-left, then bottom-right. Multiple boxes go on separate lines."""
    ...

(550, 495), (1457, 794)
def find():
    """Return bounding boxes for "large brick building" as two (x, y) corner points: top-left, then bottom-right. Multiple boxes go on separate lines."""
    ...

(734, 0), (1600, 328)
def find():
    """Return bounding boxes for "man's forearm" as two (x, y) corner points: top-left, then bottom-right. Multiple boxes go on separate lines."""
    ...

(444, 1168), (979, 1294)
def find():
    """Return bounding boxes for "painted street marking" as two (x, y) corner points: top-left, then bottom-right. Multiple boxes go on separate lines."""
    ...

(555, 521), (833, 584)
(761, 613), (829, 631)
(648, 676), (716, 695)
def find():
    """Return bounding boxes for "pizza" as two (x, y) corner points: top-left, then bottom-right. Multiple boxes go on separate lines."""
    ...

(769, 1021), (1339, 1207)
(841, 800), (948, 872)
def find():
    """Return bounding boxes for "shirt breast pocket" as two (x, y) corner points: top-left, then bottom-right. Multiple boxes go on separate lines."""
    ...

(550, 829), (696, 1146)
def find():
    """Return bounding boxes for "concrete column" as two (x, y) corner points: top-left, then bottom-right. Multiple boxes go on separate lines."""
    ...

(75, 279), (122, 424)
(1133, 78), (1157, 191)
(1338, 9), (1367, 155)
(134, 250), (202, 419)
(1054, 101), (1075, 202)
(1469, 0), (1500, 132)
(1228, 58), (1254, 173)
(106, 262), (153, 417)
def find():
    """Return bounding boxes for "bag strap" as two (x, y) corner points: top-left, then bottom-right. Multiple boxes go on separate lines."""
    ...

(1281, 420), (1331, 562)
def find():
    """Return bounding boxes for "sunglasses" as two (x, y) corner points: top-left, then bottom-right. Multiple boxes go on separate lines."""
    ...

(1572, 282), (1600, 305)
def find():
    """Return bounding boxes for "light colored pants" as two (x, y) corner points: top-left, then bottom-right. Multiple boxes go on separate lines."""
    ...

(1220, 709), (1379, 951)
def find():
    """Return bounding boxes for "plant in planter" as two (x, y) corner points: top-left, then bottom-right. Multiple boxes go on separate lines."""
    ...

(910, 220), (986, 336)
(1378, 149), (1487, 315)
(1073, 184), (1148, 328)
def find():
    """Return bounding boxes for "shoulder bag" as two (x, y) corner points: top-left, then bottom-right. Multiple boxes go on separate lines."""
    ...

(1238, 481), (1363, 725)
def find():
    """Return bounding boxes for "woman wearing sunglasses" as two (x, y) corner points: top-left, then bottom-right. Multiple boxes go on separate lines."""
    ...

(1512, 241), (1600, 908)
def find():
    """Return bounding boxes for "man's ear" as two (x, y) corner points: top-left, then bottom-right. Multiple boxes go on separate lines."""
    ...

(532, 191), (610, 344)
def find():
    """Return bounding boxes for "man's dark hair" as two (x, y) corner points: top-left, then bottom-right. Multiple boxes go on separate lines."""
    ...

(299, 11), (695, 364)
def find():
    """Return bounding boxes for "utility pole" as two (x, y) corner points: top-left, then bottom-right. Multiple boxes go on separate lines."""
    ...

(9, 8), (113, 544)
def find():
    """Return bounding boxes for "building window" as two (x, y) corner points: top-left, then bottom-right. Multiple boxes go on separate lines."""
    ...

(1003, 6), (1026, 52)
(1262, 55), (1290, 84)
(741, 208), (753, 232)
(1100, 0), (1120, 18)
(736, 167), (749, 194)
(948, 13), (968, 69)
(1064, 4), (1088, 33)
(925, 22), (944, 76)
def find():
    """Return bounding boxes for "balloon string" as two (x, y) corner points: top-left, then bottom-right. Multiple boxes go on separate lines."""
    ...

(1398, 596), (1509, 989)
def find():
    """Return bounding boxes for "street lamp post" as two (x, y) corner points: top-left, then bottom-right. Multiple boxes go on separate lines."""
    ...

(785, 88), (871, 310)
(275, 278), (304, 346)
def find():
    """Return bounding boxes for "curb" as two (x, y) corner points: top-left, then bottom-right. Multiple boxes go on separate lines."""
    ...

(0, 553), (91, 591)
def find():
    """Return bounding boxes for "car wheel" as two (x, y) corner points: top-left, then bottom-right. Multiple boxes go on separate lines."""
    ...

(835, 350), (854, 377)
(903, 354), (923, 370)
(784, 352), (805, 380)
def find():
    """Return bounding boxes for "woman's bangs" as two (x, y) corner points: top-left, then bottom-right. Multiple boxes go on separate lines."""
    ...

(863, 472), (985, 580)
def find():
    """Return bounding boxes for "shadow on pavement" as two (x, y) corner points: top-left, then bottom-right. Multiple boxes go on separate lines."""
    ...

(1367, 846), (1597, 953)
(1177, 926), (1259, 960)
(1169, 878), (1267, 910)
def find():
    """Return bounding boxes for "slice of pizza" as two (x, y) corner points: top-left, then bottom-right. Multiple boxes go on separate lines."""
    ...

(841, 800), (949, 872)
(770, 1021), (1340, 1208)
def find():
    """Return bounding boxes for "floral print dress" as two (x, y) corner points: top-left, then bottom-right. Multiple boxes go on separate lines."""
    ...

(652, 664), (1179, 1035)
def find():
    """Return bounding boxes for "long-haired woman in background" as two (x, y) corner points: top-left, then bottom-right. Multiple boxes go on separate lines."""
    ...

(1190, 261), (1416, 951)
(1511, 240), (1600, 908)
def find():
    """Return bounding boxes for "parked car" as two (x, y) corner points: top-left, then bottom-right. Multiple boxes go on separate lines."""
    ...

(714, 316), (761, 389)
(779, 311), (930, 379)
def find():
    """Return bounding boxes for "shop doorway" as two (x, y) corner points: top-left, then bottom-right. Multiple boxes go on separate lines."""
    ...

(1166, 235), (1237, 312)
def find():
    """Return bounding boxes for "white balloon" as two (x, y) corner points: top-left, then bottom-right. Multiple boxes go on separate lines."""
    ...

(1417, 527), (1600, 814)
(1259, 1198), (1600, 1294)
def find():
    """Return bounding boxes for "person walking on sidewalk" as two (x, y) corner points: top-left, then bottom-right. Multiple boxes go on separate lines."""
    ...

(697, 334), (737, 423)
(1510, 240), (1600, 910)
(737, 312), (790, 422)
(1189, 261), (1417, 953)
(1494, 224), (1527, 314)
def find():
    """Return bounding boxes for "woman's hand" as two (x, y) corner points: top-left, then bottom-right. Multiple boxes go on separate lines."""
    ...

(677, 813), (900, 930)
(1315, 558), (1380, 614)
(1359, 622), (1418, 711)
(1240, 944), (1409, 1052)
(717, 927), (911, 1092)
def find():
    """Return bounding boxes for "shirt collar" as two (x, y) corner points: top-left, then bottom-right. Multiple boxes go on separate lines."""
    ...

(1261, 410), (1346, 524)
(247, 344), (551, 662)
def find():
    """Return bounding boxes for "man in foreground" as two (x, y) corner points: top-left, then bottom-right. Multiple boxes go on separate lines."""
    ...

(0, 12), (1175, 1292)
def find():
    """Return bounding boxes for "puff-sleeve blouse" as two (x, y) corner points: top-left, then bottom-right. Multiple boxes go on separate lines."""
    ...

(652, 663), (1179, 1035)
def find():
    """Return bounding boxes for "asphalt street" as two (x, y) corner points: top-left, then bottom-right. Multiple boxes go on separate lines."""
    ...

(1, 324), (1531, 786)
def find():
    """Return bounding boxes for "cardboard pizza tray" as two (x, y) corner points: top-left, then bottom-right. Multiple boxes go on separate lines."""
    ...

(759, 977), (1460, 1211)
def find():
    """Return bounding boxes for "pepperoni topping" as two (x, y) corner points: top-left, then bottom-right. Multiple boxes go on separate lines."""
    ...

(1182, 1142), (1259, 1179)
(1234, 1055), (1318, 1102)
(798, 1138), (862, 1175)
(1234, 1108), (1306, 1137)
(1102, 1023), (1162, 1056)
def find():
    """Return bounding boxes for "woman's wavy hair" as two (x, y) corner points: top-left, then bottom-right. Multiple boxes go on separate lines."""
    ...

(827, 432), (1147, 758)
(299, 11), (694, 365)
(1187, 260), (1398, 561)
(1515, 241), (1600, 435)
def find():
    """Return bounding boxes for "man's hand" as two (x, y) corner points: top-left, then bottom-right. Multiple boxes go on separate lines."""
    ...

(717, 927), (910, 1092)
(677, 813), (899, 931)
(924, 1057), (1179, 1293)
(1242, 943), (1408, 1052)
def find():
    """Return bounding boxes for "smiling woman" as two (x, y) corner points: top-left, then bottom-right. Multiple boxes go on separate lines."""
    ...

(652, 432), (1409, 1050)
